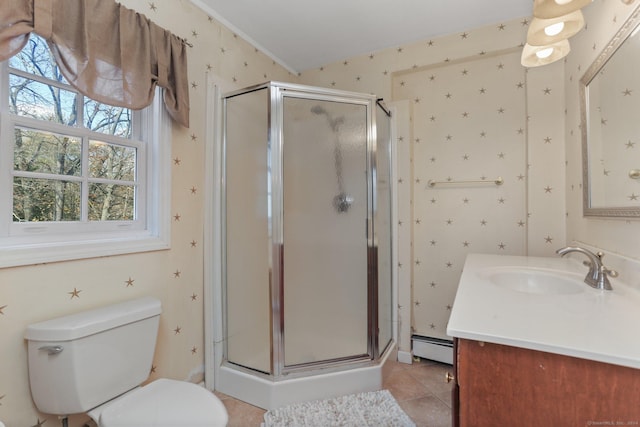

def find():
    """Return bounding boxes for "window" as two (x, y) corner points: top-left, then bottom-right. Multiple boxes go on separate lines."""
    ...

(0, 34), (171, 267)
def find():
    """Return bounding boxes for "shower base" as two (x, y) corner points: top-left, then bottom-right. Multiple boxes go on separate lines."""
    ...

(216, 344), (396, 410)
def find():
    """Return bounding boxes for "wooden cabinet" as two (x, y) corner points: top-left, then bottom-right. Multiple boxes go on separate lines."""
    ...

(452, 338), (640, 427)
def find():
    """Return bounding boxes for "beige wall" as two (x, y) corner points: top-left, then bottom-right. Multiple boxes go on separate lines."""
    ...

(0, 1), (296, 426)
(301, 15), (568, 349)
(396, 49), (530, 340)
(565, 1), (640, 263)
(300, 0), (640, 353)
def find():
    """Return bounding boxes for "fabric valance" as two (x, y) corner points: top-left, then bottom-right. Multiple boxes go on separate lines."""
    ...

(0, 0), (190, 127)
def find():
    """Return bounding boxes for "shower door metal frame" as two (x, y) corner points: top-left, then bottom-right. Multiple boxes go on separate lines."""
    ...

(271, 83), (379, 377)
(220, 85), (273, 375)
(221, 81), (382, 379)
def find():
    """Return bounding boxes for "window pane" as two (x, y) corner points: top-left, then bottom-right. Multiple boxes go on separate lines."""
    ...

(13, 177), (81, 222)
(84, 99), (132, 138)
(89, 141), (136, 181)
(14, 128), (82, 176)
(9, 34), (68, 84)
(88, 183), (135, 221)
(9, 74), (78, 124)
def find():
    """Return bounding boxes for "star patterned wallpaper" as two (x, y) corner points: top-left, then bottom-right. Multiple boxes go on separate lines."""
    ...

(299, 0), (640, 349)
(564, 0), (640, 272)
(300, 15), (567, 349)
(3, 0), (640, 426)
(394, 50), (528, 339)
(586, 29), (640, 208)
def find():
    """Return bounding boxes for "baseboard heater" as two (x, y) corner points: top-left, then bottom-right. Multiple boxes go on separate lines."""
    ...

(412, 335), (453, 365)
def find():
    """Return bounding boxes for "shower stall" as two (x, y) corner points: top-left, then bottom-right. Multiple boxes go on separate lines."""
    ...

(214, 82), (394, 409)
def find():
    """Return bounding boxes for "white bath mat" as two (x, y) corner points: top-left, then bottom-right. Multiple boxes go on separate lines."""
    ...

(262, 389), (415, 427)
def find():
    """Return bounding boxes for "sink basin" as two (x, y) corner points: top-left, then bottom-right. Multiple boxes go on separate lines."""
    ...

(479, 267), (585, 295)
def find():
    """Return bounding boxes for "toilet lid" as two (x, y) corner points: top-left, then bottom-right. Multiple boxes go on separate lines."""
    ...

(97, 379), (228, 427)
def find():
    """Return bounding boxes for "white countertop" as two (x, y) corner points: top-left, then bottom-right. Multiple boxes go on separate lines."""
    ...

(446, 253), (640, 369)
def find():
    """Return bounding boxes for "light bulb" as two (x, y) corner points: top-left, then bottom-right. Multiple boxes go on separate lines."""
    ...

(536, 47), (555, 59)
(554, 0), (573, 4)
(544, 22), (565, 36)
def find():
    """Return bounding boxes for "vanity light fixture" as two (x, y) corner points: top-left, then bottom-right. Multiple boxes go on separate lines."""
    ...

(523, 0), (591, 66)
(527, 10), (585, 46)
(521, 39), (571, 67)
(533, 0), (592, 19)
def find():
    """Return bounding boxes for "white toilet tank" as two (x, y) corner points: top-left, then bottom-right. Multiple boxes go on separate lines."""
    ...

(25, 297), (162, 415)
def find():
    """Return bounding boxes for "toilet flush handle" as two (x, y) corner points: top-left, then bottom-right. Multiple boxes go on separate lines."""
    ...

(39, 345), (63, 355)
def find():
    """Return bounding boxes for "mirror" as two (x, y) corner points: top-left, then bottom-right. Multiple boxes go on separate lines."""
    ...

(581, 6), (640, 217)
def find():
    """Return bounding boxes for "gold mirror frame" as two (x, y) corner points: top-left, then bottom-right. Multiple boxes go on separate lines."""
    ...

(580, 5), (640, 218)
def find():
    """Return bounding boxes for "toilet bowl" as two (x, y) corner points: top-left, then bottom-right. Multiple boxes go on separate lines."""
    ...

(25, 297), (228, 427)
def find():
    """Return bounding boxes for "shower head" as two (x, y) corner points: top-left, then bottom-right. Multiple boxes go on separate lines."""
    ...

(311, 105), (327, 115)
(310, 103), (350, 213)
(311, 104), (344, 132)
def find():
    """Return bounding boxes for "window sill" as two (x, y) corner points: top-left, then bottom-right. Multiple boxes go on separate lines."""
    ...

(0, 233), (170, 268)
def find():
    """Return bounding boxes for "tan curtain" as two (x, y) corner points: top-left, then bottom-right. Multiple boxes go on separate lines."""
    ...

(0, 0), (189, 127)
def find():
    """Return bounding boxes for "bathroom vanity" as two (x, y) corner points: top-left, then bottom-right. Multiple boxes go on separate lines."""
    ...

(447, 254), (640, 427)
(452, 338), (640, 426)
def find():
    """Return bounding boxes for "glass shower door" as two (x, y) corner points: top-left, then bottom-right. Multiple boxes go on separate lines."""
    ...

(376, 103), (393, 355)
(281, 96), (370, 367)
(224, 88), (272, 374)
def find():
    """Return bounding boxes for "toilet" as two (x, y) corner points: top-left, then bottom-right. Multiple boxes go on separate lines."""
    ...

(24, 297), (228, 427)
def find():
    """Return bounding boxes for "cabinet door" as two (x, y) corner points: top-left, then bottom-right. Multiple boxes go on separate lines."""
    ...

(451, 338), (460, 427)
(457, 339), (640, 426)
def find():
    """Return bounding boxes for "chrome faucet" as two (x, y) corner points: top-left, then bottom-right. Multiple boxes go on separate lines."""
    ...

(556, 246), (618, 290)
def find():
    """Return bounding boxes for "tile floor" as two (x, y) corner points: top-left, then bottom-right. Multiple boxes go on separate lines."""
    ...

(215, 357), (453, 427)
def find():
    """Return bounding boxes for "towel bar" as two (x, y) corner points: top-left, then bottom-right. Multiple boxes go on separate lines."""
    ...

(427, 177), (504, 187)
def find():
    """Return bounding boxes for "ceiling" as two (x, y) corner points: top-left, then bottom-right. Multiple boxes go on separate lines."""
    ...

(191, 0), (533, 73)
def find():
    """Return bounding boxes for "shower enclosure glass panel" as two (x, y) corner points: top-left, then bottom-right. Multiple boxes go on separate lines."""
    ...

(221, 82), (392, 383)
(375, 103), (393, 355)
(282, 97), (369, 367)
(224, 88), (271, 374)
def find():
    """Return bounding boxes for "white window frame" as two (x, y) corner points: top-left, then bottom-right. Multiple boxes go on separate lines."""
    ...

(0, 48), (171, 268)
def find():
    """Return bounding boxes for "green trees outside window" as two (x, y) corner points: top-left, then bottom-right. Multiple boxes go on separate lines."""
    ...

(7, 34), (138, 223)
